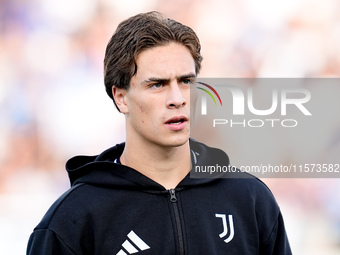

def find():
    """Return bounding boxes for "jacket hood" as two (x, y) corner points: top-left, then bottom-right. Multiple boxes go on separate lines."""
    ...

(65, 139), (232, 191)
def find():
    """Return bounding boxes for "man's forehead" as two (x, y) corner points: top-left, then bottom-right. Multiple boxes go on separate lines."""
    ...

(139, 47), (194, 67)
(135, 43), (194, 64)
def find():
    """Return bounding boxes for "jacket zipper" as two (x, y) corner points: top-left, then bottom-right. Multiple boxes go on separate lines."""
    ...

(169, 189), (185, 255)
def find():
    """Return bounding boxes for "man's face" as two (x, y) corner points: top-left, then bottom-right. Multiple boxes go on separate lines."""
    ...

(117, 42), (196, 148)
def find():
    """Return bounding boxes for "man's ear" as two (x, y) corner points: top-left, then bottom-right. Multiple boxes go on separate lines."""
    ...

(112, 87), (129, 114)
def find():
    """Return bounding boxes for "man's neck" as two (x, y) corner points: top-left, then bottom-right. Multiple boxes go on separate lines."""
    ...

(120, 138), (191, 190)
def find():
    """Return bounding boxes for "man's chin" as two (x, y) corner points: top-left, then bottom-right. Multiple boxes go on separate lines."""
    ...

(164, 134), (190, 148)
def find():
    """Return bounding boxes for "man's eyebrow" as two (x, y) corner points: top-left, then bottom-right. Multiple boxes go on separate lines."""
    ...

(178, 73), (196, 80)
(142, 77), (170, 85)
(142, 73), (196, 85)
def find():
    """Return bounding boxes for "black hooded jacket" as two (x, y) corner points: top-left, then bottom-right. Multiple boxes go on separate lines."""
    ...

(27, 139), (292, 255)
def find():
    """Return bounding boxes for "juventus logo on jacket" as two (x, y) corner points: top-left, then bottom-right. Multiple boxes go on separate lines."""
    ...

(215, 214), (235, 243)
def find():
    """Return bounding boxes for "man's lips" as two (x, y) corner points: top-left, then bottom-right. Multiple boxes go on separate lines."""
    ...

(165, 116), (188, 131)
(165, 116), (188, 124)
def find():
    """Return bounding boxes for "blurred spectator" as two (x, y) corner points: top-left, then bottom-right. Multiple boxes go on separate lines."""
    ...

(0, 0), (339, 254)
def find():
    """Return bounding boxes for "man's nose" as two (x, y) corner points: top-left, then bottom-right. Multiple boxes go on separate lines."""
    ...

(166, 82), (187, 109)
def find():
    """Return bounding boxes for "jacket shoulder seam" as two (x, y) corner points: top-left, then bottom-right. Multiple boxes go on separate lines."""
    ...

(35, 183), (86, 229)
(33, 228), (77, 254)
(263, 211), (280, 246)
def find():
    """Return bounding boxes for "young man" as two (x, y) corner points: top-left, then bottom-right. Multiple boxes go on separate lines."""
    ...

(27, 12), (292, 254)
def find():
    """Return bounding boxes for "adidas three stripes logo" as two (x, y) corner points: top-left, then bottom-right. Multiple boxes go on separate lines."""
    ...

(116, 230), (150, 254)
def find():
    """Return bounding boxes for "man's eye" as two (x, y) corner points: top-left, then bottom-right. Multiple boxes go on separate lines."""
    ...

(151, 83), (163, 88)
(182, 79), (193, 85)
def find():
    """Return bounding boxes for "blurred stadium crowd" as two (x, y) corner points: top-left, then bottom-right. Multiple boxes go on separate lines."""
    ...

(0, 0), (340, 254)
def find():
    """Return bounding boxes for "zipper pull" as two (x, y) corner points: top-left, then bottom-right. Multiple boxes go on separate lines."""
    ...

(169, 189), (177, 203)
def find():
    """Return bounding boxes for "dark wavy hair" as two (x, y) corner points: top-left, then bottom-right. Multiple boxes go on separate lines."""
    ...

(103, 11), (203, 110)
